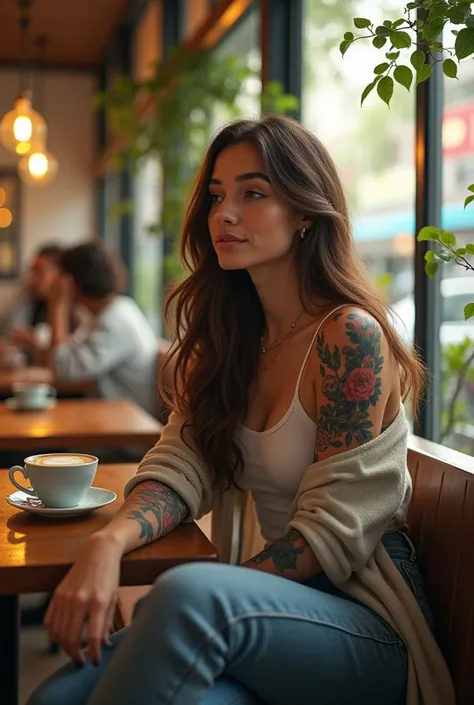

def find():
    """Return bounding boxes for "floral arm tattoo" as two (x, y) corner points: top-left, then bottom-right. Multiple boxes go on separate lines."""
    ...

(244, 311), (386, 581)
(314, 309), (384, 461)
(125, 480), (188, 544)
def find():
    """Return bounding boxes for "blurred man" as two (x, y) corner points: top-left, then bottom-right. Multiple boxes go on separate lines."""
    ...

(46, 240), (158, 415)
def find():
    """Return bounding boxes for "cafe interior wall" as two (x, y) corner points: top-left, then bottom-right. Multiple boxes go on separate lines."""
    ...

(0, 68), (96, 302)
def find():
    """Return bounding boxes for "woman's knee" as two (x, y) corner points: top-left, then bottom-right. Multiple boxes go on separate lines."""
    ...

(140, 562), (238, 619)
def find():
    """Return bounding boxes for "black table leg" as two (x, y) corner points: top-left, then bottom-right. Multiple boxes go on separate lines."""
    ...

(0, 594), (19, 705)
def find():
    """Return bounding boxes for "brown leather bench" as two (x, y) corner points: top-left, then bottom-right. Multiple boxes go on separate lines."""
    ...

(115, 436), (474, 703)
(407, 435), (474, 704)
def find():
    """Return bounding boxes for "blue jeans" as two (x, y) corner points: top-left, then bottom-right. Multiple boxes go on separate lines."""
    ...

(27, 531), (433, 705)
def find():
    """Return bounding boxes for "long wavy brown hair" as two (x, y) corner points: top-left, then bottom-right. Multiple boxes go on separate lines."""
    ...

(162, 114), (424, 490)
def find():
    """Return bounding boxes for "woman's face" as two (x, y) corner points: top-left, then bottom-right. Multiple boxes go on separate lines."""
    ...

(208, 142), (302, 272)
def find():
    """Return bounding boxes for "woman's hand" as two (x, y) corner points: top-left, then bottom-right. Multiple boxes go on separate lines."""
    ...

(45, 532), (124, 666)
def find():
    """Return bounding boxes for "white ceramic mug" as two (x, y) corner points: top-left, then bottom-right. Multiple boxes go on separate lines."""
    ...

(12, 382), (57, 409)
(9, 453), (98, 508)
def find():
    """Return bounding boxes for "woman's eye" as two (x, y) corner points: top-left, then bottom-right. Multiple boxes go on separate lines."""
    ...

(210, 193), (223, 204)
(245, 190), (264, 199)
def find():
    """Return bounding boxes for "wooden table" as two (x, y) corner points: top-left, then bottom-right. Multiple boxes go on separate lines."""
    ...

(0, 398), (162, 450)
(0, 464), (218, 705)
(0, 367), (97, 397)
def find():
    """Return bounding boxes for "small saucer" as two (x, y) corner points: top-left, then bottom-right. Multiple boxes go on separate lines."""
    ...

(5, 397), (56, 412)
(6, 487), (117, 518)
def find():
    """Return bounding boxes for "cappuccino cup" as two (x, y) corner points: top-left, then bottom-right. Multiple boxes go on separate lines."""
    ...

(12, 382), (56, 410)
(9, 453), (98, 508)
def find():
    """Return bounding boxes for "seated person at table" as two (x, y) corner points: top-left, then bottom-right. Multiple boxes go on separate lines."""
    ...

(0, 244), (87, 366)
(46, 241), (158, 415)
(28, 116), (454, 705)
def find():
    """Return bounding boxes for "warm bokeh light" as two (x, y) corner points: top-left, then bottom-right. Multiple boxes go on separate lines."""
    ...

(0, 96), (47, 156)
(13, 114), (32, 142)
(0, 208), (13, 228)
(0, 187), (5, 208)
(18, 146), (58, 187)
(28, 152), (48, 177)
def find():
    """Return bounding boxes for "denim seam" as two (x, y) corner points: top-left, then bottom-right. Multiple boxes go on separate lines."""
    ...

(167, 611), (404, 704)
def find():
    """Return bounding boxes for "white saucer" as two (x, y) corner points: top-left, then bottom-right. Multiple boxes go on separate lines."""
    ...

(5, 397), (57, 412)
(6, 487), (117, 517)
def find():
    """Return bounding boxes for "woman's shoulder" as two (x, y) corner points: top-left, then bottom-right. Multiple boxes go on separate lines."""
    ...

(308, 304), (399, 396)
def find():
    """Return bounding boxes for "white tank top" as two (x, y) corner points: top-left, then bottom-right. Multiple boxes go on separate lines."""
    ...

(237, 305), (348, 543)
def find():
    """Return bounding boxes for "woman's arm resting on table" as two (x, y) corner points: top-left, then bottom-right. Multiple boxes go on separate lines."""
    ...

(46, 480), (188, 666)
(97, 479), (189, 553)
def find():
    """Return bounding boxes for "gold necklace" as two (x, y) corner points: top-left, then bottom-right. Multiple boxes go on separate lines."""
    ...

(260, 308), (304, 371)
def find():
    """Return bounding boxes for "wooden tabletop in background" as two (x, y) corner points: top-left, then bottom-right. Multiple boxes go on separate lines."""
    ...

(0, 464), (217, 594)
(0, 399), (162, 450)
(0, 367), (96, 397)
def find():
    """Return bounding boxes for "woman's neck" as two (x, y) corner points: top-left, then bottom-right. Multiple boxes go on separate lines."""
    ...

(249, 260), (309, 343)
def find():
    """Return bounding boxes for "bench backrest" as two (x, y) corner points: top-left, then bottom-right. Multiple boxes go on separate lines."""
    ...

(407, 435), (474, 705)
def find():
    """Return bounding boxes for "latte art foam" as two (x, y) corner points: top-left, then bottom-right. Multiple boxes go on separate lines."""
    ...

(32, 454), (94, 466)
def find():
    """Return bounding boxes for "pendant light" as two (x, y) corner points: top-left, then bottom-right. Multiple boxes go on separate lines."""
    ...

(18, 35), (58, 187)
(0, 2), (47, 155)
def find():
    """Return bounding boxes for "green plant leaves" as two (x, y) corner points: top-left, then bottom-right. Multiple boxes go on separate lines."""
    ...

(464, 303), (474, 321)
(465, 195), (474, 208)
(373, 36), (387, 49)
(455, 27), (474, 60)
(440, 231), (457, 247)
(374, 63), (390, 74)
(422, 18), (446, 43)
(340, 40), (352, 56)
(416, 63), (433, 85)
(466, 244), (474, 255)
(394, 65), (413, 91)
(360, 77), (381, 106)
(377, 76), (394, 106)
(390, 31), (412, 48)
(418, 226), (441, 242)
(410, 50), (426, 71)
(443, 58), (458, 79)
(425, 261), (439, 277)
(354, 18), (371, 29)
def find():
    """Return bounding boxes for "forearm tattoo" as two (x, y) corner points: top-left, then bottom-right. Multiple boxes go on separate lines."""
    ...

(247, 530), (309, 573)
(125, 481), (188, 544)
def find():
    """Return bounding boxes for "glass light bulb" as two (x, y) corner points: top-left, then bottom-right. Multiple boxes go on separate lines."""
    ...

(0, 95), (47, 155)
(28, 152), (48, 177)
(13, 115), (33, 142)
(18, 145), (59, 187)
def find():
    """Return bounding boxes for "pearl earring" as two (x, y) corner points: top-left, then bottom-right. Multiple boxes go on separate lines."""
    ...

(300, 228), (307, 239)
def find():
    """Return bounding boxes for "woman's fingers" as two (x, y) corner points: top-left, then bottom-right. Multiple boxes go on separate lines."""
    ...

(61, 595), (89, 665)
(102, 596), (117, 647)
(86, 595), (109, 664)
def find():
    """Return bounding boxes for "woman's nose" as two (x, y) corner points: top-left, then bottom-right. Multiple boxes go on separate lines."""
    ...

(215, 202), (239, 225)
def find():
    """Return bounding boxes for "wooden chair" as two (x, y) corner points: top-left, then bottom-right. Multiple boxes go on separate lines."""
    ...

(115, 435), (474, 703)
(406, 435), (474, 705)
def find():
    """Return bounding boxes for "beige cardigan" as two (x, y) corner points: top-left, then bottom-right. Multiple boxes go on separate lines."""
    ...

(124, 405), (456, 705)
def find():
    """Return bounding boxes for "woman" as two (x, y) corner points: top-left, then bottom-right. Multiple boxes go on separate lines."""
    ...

(28, 115), (454, 705)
